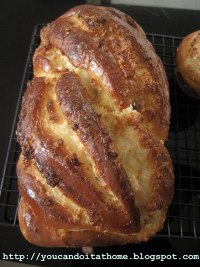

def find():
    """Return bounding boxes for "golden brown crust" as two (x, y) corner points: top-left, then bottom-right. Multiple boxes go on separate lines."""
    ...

(17, 5), (174, 247)
(176, 30), (200, 95)
(17, 77), (140, 235)
(36, 4), (170, 141)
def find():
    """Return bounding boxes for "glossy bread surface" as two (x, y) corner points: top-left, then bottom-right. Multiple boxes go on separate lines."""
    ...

(17, 5), (174, 247)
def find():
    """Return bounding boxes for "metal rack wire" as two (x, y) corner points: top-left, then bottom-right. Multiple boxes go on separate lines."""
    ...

(0, 25), (200, 240)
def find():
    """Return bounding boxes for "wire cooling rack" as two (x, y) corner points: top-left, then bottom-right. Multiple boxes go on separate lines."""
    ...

(0, 25), (200, 240)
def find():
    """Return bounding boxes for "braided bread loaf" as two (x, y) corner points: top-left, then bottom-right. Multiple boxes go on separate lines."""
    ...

(17, 5), (174, 247)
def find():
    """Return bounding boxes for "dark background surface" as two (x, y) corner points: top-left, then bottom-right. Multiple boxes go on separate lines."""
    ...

(0, 0), (200, 266)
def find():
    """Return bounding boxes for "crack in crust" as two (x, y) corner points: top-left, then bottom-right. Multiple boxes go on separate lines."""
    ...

(16, 5), (174, 247)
